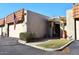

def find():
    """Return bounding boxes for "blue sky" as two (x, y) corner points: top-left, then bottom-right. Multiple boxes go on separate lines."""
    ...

(0, 3), (72, 18)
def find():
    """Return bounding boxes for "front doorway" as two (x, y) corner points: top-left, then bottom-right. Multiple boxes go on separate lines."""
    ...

(48, 21), (60, 38)
(53, 23), (60, 38)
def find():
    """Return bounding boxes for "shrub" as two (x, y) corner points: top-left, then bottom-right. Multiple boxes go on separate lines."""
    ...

(20, 32), (35, 43)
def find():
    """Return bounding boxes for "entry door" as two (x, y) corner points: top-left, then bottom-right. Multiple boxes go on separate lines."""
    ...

(53, 23), (60, 38)
(76, 21), (79, 40)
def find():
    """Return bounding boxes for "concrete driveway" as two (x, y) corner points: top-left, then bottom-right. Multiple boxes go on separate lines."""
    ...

(0, 37), (79, 55)
(68, 40), (79, 55)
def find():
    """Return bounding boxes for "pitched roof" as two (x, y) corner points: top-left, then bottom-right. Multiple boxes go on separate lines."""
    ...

(0, 18), (5, 26)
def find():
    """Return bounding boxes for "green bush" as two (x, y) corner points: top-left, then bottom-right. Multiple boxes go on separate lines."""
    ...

(20, 32), (35, 43)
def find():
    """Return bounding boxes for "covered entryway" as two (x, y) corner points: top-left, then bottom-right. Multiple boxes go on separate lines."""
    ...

(53, 23), (60, 38)
(48, 21), (60, 38)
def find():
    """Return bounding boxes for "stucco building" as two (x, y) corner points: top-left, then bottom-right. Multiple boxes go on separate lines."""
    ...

(66, 3), (79, 40)
(0, 9), (65, 39)
(0, 9), (49, 38)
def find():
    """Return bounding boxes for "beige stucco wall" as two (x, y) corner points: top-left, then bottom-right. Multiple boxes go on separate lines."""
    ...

(0, 27), (2, 35)
(9, 10), (27, 38)
(76, 21), (79, 40)
(65, 9), (75, 40)
(27, 10), (49, 38)
(1, 10), (49, 38)
(9, 23), (27, 38)
(3, 23), (8, 36)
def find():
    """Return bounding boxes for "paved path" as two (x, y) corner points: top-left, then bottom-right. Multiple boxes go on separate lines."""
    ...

(0, 37), (79, 55)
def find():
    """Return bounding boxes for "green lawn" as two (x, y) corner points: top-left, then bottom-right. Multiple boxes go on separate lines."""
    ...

(37, 39), (70, 49)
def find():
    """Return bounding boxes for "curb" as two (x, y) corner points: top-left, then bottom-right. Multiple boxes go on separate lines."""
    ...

(18, 39), (74, 51)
